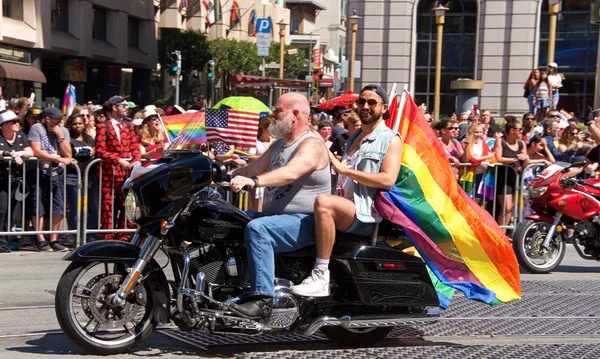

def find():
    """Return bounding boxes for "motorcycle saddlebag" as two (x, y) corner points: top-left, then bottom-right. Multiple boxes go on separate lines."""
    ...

(347, 245), (439, 307)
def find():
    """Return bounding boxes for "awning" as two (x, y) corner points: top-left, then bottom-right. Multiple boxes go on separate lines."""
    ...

(0, 61), (47, 83)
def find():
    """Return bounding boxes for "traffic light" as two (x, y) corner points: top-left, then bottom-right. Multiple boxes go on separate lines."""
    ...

(207, 60), (215, 79)
(170, 51), (181, 73)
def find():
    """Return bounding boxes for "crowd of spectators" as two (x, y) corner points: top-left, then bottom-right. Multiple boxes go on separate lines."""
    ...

(0, 86), (597, 252)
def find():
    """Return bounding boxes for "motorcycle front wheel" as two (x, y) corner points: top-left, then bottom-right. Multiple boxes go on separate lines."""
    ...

(513, 219), (566, 274)
(55, 261), (157, 355)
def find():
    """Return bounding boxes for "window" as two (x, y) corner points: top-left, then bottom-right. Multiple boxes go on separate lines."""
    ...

(291, 18), (300, 34)
(3, 0), (23, 21)
(415, 0), (477, 117)
(51, 0), (69, 32)
(92, 7), (107, 41)
(538, 0), (598, 118)
(128, 17), (140, 48)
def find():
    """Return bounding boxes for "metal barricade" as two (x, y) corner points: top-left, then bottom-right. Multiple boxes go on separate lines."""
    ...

(0, 157), (79, 246)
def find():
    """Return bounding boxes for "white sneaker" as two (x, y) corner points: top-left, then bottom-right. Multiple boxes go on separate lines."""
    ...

(291, 268), (330, 297)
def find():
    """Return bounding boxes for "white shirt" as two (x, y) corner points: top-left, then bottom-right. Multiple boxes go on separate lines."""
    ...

(110, 117), (121, 142)
(548, 74), (562, 90)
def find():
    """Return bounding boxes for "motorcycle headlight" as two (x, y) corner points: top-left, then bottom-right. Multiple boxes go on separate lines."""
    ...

(125, 192), (141, 222)
(530, 185), (549, 198)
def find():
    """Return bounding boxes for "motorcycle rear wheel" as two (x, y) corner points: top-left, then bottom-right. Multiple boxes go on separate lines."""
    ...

(513, 219), (566, 274)
(320, 327), (393, 346)
(55, 261), (157, 355)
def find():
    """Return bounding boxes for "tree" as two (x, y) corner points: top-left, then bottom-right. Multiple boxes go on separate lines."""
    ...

(257, 42), (307, 79)
(159, 28), (211, 76)
(208, 38), (261, 97)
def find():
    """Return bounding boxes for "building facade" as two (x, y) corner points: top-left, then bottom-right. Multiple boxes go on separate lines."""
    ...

(348, 0), (599, 118)
(0, 0), (157, 106)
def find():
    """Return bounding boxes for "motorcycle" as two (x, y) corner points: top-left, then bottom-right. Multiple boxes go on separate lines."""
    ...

(514, 161), (600, 274)
(54, 114), (440, 355)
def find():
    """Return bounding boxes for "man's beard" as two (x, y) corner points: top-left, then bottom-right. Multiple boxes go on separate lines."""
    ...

(269, 113), (294, 138)
(359, 110), (380, 125)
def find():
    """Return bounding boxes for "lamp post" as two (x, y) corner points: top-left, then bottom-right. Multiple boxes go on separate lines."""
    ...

(433, 5), (448, 123)
(348, 13), (360, 92)
(278, 20), (288, 97)
(548, 0), (560, 65)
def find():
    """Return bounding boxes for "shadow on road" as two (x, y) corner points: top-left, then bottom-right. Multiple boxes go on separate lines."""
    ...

(3, 332), (216, 357)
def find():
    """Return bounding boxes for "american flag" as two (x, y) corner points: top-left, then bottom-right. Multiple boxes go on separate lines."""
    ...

(178, 0), (189, 13)
(206, 109), (259, 148)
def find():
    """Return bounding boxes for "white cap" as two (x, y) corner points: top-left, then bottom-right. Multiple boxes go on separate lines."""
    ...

(549, 62), (558, 68)
(132, 118), (144, 126)
(144, 105), (157, 112)
(142, 108), (158, 120)
(0, 110), (18, 124)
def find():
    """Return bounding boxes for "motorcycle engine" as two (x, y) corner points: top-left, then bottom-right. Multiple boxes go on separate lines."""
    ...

(266, 278), (300, 329)
(575, 220), (596, 238)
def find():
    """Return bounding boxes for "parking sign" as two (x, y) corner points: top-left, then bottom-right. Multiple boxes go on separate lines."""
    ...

(256, 18), (271, 34)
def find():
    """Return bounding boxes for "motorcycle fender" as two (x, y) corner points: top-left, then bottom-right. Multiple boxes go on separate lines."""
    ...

(526, 213), (555, 223)
(62, 240), (170, 324)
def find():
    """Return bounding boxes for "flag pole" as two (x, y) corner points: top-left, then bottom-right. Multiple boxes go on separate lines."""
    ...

(393, 84), (409, 132)
(157, 114), (172, 144)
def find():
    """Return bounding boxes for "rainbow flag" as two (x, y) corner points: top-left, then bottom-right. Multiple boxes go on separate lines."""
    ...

(373, 93), (521, 309)
(230, 1), (241, 25)
(168, 112), (207, 150)
(224, 148), (254, 157)
(62, 84), (76, 117)
(162, 113), (196, 142)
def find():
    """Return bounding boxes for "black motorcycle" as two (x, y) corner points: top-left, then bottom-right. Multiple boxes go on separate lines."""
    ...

(54, 117), (440, 354)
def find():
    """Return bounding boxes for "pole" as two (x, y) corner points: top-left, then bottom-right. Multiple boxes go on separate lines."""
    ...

(279, 27), (285, 97)
(175, 51), (181, 106)
(349, 22), (358, 92)
(548, 2), (559, 65)
(434, 14), (445, 123)
(308, 34), (313, 101)
(595, 29), (600, 108)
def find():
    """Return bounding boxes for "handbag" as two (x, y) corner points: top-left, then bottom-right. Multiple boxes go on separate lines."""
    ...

(523, 88), (530, 98)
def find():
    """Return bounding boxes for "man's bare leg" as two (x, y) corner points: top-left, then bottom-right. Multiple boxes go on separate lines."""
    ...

(292, 194), (356, 297)
(32, 216), (45, 242)
(49, 214), (63, 242)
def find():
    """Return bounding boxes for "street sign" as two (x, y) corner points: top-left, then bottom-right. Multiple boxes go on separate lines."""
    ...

(257, 47), (269, 57)
(313, 48), (321, 69)
(256, 18), (271, 34)
(341, 60), (361, 78)
(264, 62), (280, 69)
(256, 33), (271, 48)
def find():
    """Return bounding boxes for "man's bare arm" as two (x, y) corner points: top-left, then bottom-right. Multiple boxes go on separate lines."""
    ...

(231, 143), (275, 178)
(334, 135), (403, 191)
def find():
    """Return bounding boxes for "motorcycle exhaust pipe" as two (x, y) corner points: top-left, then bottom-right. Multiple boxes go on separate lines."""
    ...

(303, 309), (441, 337)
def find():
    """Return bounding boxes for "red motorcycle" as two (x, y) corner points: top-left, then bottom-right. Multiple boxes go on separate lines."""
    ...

(514, 161), (600, 273)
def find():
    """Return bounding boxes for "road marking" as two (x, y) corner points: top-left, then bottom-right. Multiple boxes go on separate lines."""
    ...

(0, 305), (54, 311)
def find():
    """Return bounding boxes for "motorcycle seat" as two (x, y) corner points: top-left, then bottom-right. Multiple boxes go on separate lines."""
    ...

(280, 232), (371, 259)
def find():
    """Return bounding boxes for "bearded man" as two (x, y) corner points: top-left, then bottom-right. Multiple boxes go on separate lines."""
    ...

(226, 92), (331, 319)
(291, 84), (403, 297)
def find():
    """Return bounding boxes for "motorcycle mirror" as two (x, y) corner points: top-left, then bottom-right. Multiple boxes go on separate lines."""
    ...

(571, 160), (588, 168)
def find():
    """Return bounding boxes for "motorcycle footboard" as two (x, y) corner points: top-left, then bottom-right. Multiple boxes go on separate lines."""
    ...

(346, 245), (439, 307)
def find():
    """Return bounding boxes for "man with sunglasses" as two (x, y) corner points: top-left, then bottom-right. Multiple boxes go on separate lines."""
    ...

(291, 84), (403, 297)
(95, 95), (141, 241)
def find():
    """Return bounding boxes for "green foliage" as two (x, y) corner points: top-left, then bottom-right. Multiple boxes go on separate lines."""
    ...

(260, 42), (307, 79)
(159, 29), (211, 75)
(208, 38), (261, 96)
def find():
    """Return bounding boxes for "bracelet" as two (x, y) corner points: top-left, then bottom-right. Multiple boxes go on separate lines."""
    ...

(251, 176), (259, 188)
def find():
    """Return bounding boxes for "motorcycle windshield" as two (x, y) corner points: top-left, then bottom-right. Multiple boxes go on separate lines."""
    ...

(537, 161), (570, 179)
(163, 111), (207, 153)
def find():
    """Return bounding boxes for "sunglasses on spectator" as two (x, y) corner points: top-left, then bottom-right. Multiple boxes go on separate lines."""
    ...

(81, 114), (91, 117)
(525, 117), (535, 120)
(116, 103), (129, 108)
(356, 98), (383, 108)
(447, 126), (459, 130)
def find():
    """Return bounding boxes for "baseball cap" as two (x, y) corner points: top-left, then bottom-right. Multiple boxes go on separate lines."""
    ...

(0, 110), (19, 124)
(27, 107), (42, 118)
(41, 107), (64, 119)
(91, 105), (103, 113)
(107, 95), (129, 106)
(127, 101), (138, 109)
(549, 62), (558, 68)
(132, 118), (144, 126)
(359, 84), (389, 104)
(332, 106), (349, 118)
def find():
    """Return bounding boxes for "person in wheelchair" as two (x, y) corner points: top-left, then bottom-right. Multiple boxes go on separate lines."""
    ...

(291, 84), (403, 297)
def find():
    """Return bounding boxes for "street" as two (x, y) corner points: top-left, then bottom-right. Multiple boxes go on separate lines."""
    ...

(2, 247), (600, 359)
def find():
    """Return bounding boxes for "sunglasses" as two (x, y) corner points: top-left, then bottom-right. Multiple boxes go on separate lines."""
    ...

(81, 114), (91, 117)
(525, 117), (535, 120)
(356, 98), (383, 108)
(447, 126), (459, 130)
(116, 103), (129, 108)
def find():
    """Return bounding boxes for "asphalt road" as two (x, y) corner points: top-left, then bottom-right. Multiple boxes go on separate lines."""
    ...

(1, 246), (600, 359)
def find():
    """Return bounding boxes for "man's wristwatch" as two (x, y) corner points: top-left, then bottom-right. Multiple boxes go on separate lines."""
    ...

(251, 176), (259, 188)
